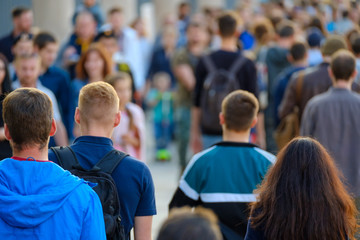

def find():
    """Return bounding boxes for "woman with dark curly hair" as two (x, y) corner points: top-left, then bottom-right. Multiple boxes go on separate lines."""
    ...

(245, 137), (357, 240)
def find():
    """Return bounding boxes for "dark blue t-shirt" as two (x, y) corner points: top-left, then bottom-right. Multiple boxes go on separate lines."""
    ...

(48, 136), (157, 237)
(39, 66), (71, 133)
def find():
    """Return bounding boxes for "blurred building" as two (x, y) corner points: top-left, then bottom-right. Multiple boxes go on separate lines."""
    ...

(0, 0), (239, 44)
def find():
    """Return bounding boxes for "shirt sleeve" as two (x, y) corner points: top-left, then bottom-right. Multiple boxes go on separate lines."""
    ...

(177, 153), (207, 201)
(278, 76), (297, 119)
(169, 187), (200, 210)
(46, 89), (62, 122)
(171, 49), (188, 68)
(300, 102), (315, 137)
(135, 165), (157, 216)
(242, 59), (259, 98)
(80, 189), (106, 240)
(193, 57), (207, 107)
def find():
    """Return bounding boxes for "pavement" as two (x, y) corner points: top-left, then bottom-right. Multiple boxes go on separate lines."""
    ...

(144, 115), (183, 238)
(148, 156), (179, 238)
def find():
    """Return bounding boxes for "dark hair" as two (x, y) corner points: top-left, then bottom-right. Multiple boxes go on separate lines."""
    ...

(251, 17), (274, 45)
(222, 90), (259, 132)
(12, 6), (31, 19)
(331, 50), (356, 81)
(76, 43), (113, 80)
(218, 12), (238, 38)
(0, 54), (12, 94)
(308, 16), (326, 36)
(33, 32), (57, 50)
(290, 42), (308, 61)
(179, 2), (190, 8)
(13, 33), (33, 46)
(157, 207), (222, 240)
(108, 6), (123, 16)
(351, 34), (360, 55)
(3, 88), (53, 151)
(276, 21), (295, 38)
(250, 137), (357, 240)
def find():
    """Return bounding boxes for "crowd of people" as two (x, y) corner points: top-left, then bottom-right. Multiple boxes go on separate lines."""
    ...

(1, 0), (360, 239)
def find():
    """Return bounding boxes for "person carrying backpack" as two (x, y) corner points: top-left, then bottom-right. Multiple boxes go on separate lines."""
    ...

(190, 11), (260, 153)
(48, 82), (156, 240)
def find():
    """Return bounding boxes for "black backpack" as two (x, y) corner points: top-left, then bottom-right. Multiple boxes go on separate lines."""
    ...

(200, 54), (247, 133)
(50, 146), (128, 240)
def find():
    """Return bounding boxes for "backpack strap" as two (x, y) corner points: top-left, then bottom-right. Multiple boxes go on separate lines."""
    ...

(93, 150), (129, 174)
(203, 55), (216, 73)
(295, 71), (305, 105)
(229, 55), (247, 75)
(50, 146), (81, 171)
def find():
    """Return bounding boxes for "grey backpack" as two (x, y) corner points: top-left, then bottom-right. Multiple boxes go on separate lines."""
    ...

(200, 54), (247, 133)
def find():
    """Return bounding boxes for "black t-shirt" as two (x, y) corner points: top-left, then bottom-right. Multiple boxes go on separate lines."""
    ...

(193, 50), (258, 134)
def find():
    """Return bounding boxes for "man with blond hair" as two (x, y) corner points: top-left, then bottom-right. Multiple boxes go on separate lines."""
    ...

(0, 88), (105, 239)
(49, 82), (156, 240)
(170, 90), (275, 239)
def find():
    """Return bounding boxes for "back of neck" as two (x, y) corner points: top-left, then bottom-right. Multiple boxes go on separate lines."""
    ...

(220, 37), (238, 52)
(222, 129), (250, 143)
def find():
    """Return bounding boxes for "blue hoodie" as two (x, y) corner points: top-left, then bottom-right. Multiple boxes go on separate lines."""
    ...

(0, 158), (106, 240)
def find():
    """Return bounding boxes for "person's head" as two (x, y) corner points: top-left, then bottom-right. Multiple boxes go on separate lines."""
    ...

(308, 16), (326, 36)
(275, 20), (295, 41)
(83, 0), (96, 8)
(33, 32), (58, 69)
(178, 2), (191, 20)
(95, 28), (118, 56)
(217, 11), (240, 38)
(75, 11), (97, 41)
(76, 81), (120, 131)
(15, 53), (41, 87)
(0, 54), (12, 94)
(329, 49), (357, 82)
(107, 7), (124, 32)
(153, 72), (171, 93)
(105, 72), (133, 109)
(130, 18), (147, 38)
(3, 88), (56, 152)
(345, 28), (360, 50)
(288, 41), (308, 64)
(157, 207), (223, 240)
(76, 43), (113, 81)
(12, 33), (33, 57)
(251, 17), (275, 46)
(351, 34), (360, 57)
(186, 19), (211, 47)
(220, 90), (259, 133)
(250, 137), (357, 240)
(307, 27), (324, 49)
(321, 35), (347, 58)
(12, 7), (33, 33)
(161, 27), (178, 51)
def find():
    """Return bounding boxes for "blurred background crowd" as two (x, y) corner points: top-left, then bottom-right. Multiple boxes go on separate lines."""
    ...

(0, 0), (359, 166)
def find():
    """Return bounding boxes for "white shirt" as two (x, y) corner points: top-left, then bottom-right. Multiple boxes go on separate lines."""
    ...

(12, 80), (62, 122)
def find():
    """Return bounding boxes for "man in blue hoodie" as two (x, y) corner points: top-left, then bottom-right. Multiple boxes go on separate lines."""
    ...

(0, 88), (106, 240)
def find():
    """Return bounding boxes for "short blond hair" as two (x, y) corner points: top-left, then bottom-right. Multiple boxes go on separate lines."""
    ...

(222, 90), (259, 131)
(78, 82), (119, 125)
